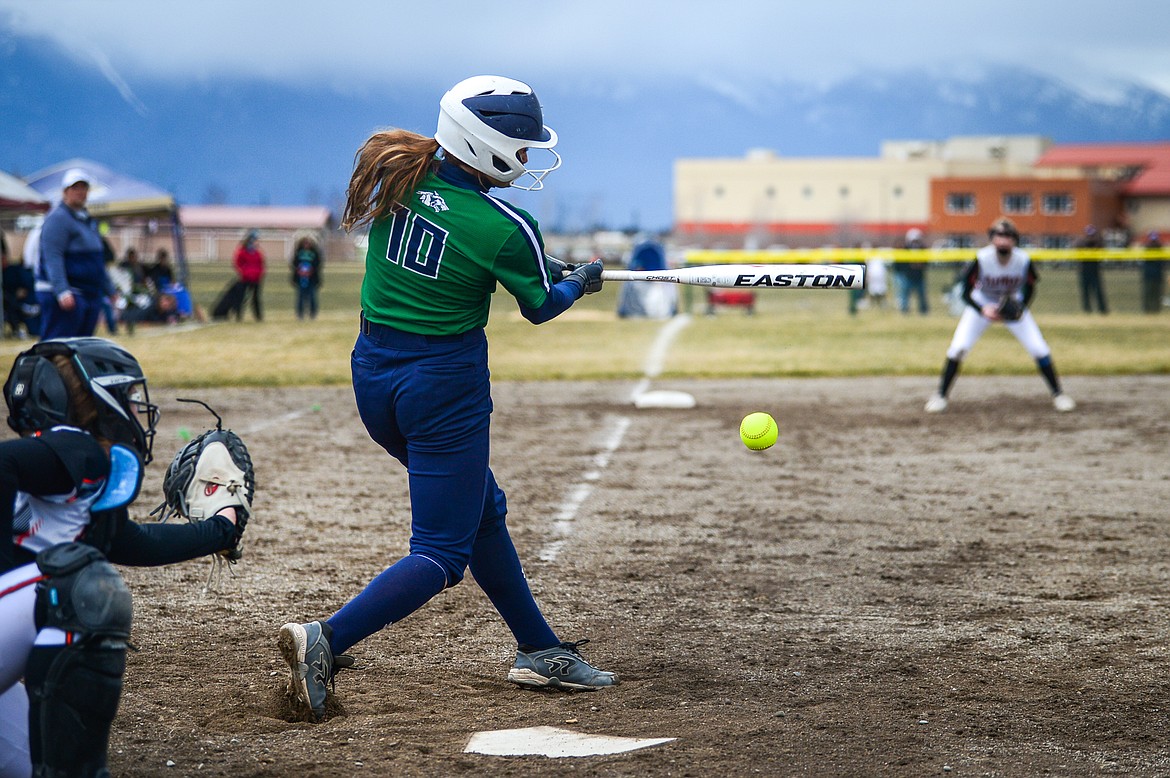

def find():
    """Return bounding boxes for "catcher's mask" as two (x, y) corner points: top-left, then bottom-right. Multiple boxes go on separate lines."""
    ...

(4, 337), (159, 463)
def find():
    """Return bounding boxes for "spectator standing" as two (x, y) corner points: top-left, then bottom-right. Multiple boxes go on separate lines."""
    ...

(1140, 231), (1164, 314)
(99, 239), (120, 335)
(1076, 225), (1108, 314)
(846, 242), (864, 316)
(21, 224), (41, 278)
(232, 231), (265, 321)
(3, 248), (40, 338)
(864, 254), (889, 309)
(290, 236), (323, 320)
(898, 227), (930, 315)
(34, 169), (113, 339)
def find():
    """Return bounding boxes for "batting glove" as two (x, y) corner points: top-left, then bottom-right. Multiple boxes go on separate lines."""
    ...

(566, 259), (604, 295)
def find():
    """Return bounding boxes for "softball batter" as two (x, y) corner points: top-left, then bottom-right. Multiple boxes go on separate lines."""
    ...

(278, 75), (614, 723)
(925, 218), (1076, 413)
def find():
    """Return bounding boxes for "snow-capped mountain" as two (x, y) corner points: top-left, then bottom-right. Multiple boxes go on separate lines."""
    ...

(4, 36), (1169, 231)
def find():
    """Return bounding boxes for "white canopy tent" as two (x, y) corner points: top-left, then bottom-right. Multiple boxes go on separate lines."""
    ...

(0, 170), (49, 212)
(24, 158), (189, 281)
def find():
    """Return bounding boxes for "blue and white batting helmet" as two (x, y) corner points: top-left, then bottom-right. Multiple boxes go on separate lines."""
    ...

(435, 75), (560, 190)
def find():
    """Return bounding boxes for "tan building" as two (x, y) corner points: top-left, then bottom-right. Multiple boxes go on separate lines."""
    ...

(674, 136), (1049, 247)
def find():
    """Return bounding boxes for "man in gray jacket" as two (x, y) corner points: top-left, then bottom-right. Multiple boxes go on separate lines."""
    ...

(35, 168), (112, 339)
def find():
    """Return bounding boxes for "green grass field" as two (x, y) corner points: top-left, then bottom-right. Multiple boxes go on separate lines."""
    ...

(9, 261), (1166, 387)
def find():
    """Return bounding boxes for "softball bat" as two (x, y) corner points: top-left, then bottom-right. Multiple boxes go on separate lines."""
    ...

(600, 264), (864, 289)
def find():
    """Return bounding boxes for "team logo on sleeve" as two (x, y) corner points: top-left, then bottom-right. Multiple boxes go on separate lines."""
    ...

(418, 191), (449, 213)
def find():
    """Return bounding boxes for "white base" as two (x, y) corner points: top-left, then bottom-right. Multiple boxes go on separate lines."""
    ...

(633, 390), (696, 409)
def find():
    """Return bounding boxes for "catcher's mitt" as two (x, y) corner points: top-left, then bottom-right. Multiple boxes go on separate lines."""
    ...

(996, 295), (1024, 321)
(154, 427), (255, 559)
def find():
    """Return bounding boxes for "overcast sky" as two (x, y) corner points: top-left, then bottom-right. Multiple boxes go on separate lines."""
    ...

(4, 0), (1170, 101)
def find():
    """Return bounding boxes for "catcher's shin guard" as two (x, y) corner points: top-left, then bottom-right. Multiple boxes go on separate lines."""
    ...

(26, 644), (127, 778)
(27, 543), (132, 778)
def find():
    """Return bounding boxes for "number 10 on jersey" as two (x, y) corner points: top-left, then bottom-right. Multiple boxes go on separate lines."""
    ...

(386, 209), (449, 279)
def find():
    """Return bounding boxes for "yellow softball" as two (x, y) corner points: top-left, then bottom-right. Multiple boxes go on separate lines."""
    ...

(739, 412), (778, 451)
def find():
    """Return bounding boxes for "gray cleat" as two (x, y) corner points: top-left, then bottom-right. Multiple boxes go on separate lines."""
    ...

(278, 621), (351, 721)
(507, 639), (618, 691)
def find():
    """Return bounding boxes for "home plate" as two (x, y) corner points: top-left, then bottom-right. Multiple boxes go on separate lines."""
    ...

(464, 726), (675, 757)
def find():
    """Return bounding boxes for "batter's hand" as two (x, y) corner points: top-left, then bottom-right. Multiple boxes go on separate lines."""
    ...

(567, 259), (604, 295)
(546, 256), (573, 284)
(981, 303), (1001, 321)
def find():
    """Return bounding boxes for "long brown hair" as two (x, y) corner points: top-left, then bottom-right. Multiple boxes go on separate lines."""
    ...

(341, 129), (441, 231)
(49, 354), (112, 453)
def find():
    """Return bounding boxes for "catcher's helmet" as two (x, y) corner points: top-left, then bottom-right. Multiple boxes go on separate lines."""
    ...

(434, 75), (560, 190)
(4, 337), (159, 463)
(988, 217), (1020, 242)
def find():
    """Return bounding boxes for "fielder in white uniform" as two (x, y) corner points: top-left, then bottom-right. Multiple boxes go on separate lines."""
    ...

(925, 218), (1076, 413)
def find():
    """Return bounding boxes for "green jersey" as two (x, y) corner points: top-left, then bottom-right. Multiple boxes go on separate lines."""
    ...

(361, 171), (553, 335)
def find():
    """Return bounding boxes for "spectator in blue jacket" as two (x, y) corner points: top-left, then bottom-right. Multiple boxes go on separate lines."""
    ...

(35, 168), (113, 339)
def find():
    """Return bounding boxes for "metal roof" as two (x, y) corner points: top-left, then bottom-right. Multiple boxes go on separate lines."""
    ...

(178, 205), (333, 230)
(1034, 142), (1170, 195)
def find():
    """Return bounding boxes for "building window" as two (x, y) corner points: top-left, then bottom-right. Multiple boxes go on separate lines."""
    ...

(947, 233), (977, 248)
(1041, 192), (1075, 215)
(1002, 193), (1033, 214)
(946, 193), (976, 215)
(1041, 234), (1073, 249)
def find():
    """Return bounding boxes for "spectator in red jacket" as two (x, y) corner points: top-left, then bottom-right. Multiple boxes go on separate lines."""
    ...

(232, 230), (266, 321)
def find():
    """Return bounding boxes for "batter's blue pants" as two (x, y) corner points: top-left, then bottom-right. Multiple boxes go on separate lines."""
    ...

(326, 318), (558, 655)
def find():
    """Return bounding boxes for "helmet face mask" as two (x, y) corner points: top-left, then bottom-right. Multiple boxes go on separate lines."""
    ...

(4, 338), (159, 463)
(91, 373), (159, 463)
(435, 75), (560, 191)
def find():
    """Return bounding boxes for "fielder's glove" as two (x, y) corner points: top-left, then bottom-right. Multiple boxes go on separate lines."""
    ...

(996, 295), (1024, 321)
(566, 259), (604, 295)
(154, 428), (255, 560)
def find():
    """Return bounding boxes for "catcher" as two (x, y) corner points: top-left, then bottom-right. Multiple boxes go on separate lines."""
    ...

(0, 337), (254, 778)
(924, 217), (1076, 413)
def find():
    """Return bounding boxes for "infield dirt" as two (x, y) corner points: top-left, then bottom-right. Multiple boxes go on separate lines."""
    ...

(107, 375), (1170, 776)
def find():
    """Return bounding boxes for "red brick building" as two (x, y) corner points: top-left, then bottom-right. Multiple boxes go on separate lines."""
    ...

(931, 142), (1170, 247)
